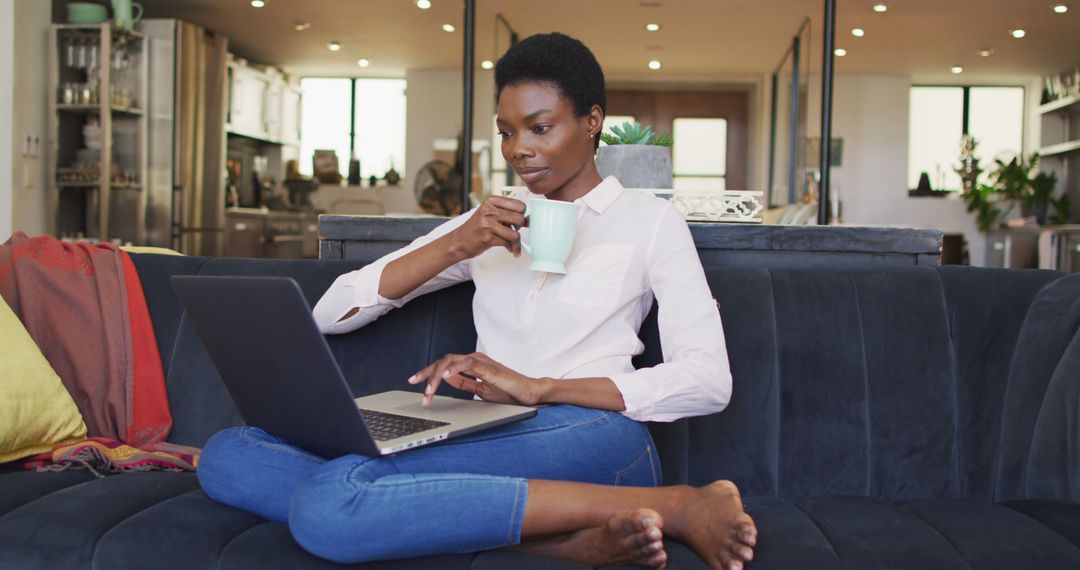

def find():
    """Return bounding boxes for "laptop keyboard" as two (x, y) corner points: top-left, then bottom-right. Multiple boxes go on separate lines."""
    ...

(358, 408), (450, 442)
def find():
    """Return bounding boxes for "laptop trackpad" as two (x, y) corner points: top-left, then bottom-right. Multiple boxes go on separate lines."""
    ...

(395, 398), (471, 416)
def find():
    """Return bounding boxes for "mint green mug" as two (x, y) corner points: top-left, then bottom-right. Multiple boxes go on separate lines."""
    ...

(520, 199), (580, 273)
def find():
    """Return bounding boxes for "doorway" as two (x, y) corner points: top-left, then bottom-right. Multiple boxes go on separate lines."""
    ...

(606, 89), (749, 190)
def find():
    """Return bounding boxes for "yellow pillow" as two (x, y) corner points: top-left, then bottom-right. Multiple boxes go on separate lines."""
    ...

(0, 296), (87, 463)
(120, 245), (184, 256)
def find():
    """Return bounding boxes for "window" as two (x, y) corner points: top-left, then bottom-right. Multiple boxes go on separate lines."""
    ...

(299, 78), (407, 179)
(354, 79), (407, 179)
(907, 86), (1024, 192)
(673, 118), (728, 190)
(299, 79), (351, 178)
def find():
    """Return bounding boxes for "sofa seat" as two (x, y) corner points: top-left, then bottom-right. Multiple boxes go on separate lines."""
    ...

(3, 466), (1079, 569)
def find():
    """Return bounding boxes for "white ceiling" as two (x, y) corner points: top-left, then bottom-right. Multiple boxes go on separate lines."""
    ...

(138, 0), (1080, 81)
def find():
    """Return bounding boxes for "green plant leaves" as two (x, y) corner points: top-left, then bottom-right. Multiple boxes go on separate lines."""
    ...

(601, 121), (673, 146)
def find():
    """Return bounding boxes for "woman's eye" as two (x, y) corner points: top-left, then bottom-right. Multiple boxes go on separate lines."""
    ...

(532, 124), (552, 134)
(497, 130), (512, 139)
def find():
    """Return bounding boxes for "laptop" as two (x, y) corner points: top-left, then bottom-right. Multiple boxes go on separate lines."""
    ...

(171, 275), (537, 457)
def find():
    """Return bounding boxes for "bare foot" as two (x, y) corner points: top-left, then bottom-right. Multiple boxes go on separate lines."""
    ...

(515, 508), (668, 568)
(666, 481), (757, 570)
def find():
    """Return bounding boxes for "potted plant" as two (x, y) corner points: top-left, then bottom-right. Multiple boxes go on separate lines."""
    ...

(961, 151), (1067, 231)
(595, 121), (674, 189)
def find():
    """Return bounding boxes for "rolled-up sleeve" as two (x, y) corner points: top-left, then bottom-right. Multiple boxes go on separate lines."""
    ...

(608, 204), (733, 422)
(312, 210), (477, 334)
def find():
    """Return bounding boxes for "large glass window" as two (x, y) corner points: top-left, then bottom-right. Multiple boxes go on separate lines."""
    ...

(299, 78), (351, 177)
(673, 118), (728, 190)
(300, 78), (407, 179)
(355, 79), (406, 179)
(907, 86), (1024, 192)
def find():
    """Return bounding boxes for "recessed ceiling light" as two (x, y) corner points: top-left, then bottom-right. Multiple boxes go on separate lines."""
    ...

(293, 21), (310, 31)
(1053, 4), (1068, 13)
(648, 59), (662, 70)
(357, 58), (370, 68)
(327, 41), (342, 52)
(250, 0), (265, 7)
(834, 48), (847, 56)
(480, 60), (494, 70)
(442, 24), (456, 32)
(1011, 29), (1026, 38)
(872, 3), (887, 12)
(851, 27), (865, 37)
(951, 65), (964, 74)
(416, 0), (432, 9)
(978, 48), (994, 57)
(645, 23), (661, 32)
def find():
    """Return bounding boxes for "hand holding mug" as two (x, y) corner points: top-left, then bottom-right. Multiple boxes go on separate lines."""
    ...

(450, 196), (527, 259)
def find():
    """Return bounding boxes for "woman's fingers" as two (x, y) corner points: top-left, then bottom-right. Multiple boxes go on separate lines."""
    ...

(409, 354), (465, 406)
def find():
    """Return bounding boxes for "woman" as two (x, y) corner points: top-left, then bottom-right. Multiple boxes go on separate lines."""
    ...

(198, 33), (757, 570)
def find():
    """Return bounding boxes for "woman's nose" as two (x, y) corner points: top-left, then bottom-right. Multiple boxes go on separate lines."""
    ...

(510, 138), (535, 160)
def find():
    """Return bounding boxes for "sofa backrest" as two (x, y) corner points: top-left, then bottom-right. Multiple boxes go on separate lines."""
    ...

(130, 254), (1080, 502)
(640, 266), (1077, 503)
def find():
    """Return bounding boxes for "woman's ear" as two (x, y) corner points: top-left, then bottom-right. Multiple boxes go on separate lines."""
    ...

(587, 104), (604, 138)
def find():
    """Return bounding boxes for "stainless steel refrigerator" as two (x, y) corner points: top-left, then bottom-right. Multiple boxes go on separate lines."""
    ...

(140, 19), (228, 256)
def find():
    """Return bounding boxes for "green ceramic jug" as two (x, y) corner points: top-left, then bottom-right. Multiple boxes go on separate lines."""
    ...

(110, 0), (142, 30)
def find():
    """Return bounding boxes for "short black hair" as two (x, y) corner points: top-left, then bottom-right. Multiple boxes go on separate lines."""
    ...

(495, 32), (606, 148)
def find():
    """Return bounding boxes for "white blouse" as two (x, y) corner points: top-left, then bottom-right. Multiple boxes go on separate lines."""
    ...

(312, 176), (733, 423)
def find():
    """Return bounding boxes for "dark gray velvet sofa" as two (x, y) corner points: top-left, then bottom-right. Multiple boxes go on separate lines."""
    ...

(2, 253), (1080, 569)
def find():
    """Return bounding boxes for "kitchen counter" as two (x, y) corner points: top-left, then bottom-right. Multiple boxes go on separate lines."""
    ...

(225, 208), (321, 258)
(318, 215), (942, 268)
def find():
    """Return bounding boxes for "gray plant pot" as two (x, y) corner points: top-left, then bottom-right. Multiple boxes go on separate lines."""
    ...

(595, 145), (673, 189)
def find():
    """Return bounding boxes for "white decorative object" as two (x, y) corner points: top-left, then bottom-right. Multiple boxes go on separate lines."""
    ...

(668, 190), (765, 223)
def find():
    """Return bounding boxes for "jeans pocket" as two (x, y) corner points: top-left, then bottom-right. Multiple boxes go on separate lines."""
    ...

(614, 444), (659, 487)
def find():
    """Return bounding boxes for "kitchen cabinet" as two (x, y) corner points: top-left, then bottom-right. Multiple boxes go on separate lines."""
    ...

(227, 57), (302, 145)
(228, 62), (270, 140)
(281, 85), (302, 145)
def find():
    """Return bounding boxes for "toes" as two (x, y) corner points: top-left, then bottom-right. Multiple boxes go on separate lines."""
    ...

(615, 508), (662, 534)
(739, 530), (757, 546)
(729, 542), (754, 562)
(645, 549), (668, 569)
(622, 526), (662, 549)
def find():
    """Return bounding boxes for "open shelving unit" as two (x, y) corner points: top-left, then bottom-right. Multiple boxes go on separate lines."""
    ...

(1038, 93), (1080, 223)
(47, 23), (148, 244)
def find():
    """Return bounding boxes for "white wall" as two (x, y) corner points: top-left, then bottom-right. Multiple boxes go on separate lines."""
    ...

(804, 73), (1043, 267)
(11, 0), (50, 236)
(404, 68), (495, 192)
(0, 0), (14, 240)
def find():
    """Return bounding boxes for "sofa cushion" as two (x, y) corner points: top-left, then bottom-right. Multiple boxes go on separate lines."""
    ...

(0, 471), (200, 567)
(938, 267), (1063, 501)
(4, 468), (1078, 569)
(650, 267), (960, 501)
(995, 273), (1080, 502)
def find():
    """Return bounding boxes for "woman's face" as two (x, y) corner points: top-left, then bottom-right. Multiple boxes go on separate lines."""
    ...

(496, 81), (602, 201)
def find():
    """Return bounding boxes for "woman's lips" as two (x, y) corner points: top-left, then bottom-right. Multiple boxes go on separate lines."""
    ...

(516, 167), (549, 184)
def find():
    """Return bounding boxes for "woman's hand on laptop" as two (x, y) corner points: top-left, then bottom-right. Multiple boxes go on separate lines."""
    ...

(408, 352), (548, 407)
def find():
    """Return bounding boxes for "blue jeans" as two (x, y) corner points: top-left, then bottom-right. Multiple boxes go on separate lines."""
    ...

(197, 404), (660, 563)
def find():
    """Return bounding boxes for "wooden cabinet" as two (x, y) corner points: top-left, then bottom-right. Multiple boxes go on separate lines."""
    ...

(48, 23), (148, 244)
